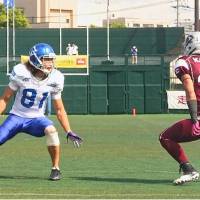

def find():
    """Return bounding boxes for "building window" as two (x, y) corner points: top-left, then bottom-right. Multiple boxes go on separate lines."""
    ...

(133, 23), (140, 28)
(66, 19), (70, 23)
(143, 24), (154, 28)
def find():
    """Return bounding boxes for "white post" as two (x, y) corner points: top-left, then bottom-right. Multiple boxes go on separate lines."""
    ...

(86, 26), (89, 56)
(59, 0), (62, 55)
(12, 0), (15, 61)
(107, 0), (110, 61)
(6, 1), (9, 75)
(86, 26), (89, 75)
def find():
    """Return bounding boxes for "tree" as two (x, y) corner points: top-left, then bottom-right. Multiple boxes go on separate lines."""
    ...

(0, 3), (29, 28)
(89, 24), (98, 28)
(110, 21), (126, 28)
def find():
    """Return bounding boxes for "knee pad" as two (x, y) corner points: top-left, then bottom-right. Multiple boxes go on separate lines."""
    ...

(159, 133), (165, 144)
(159, 133), (171, 149)
(45, 127), (60, 146)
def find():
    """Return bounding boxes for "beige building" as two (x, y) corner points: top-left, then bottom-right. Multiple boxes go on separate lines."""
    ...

(103, 17), (169, 28)
(15, 0), (78, 28)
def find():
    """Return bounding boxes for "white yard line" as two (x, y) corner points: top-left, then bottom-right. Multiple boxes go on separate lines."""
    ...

(0, 193), (198, 197)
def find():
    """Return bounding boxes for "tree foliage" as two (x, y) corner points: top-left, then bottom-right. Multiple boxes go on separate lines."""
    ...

(110, 21), (126, 28)
(0, 3), (29, 28)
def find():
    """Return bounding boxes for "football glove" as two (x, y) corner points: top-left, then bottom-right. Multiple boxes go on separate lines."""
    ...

(192, 121), (200, 136)
(66, 131), (83, 147)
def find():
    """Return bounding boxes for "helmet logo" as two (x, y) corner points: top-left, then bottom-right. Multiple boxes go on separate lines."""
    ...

(28, 43), (55, 76)
(185, 35), (194, 47)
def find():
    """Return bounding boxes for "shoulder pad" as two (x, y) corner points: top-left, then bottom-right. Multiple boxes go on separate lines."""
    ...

(49, 69), (64, 92)
(10, 64), (31, 82)
(177, 55), (188, 60)
(175, 58), (189, 70)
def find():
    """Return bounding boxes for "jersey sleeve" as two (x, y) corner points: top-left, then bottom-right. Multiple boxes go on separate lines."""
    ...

(51, 72), (64, 99)
(8, 64), (30, 91)
(174, 58), (190, 80)
(8, 66), (21, 91)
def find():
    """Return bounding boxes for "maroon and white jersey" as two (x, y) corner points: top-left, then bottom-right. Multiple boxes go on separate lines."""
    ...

(174, 55), (200, 115)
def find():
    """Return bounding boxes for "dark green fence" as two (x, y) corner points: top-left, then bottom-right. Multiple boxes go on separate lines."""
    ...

(0, 54), (171, 114)
(0, 27), (184, 56)
(61, 62), (169, 114)
(0, 27), (183, 114)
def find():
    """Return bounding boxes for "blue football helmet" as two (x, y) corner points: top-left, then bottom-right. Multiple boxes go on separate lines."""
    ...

(29, 43), (56, 75)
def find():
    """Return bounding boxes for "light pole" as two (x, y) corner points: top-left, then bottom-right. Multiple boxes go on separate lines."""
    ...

(6, 0), (9, 75)
(59, 0), (62, 55)
(106, 0), (110, 61)
(102, 0), (113, 64)
(195, 0), (199, 31)
(12, 0), (15, 61)
(177, 0), (179, 27)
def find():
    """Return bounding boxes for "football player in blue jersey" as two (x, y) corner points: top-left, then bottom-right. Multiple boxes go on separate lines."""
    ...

(0, 43), (83, 181)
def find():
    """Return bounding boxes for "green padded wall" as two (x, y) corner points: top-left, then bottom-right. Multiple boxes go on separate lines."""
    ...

(107, 71), (126, 114)
(127, 71), (145, 114)
(89, 71), (108, 114)
(0, 64), (168, 115)
(62, 75), (88, 114)
(145, 70), (162, 113)
(0, 27), (181, 114)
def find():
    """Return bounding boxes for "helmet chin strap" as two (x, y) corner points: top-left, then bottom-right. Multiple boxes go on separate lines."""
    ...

(191, 49), (200, 55)
(31, 67), (50, 81)
(42, 68), (51, 75)
(40, 63), (54, 76)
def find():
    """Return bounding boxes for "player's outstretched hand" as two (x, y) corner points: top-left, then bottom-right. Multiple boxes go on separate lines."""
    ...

(192, 121), (200, 136)
(66, 131), (83, 147)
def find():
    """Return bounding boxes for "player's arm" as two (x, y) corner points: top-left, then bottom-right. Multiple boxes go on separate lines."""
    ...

(174, 58), (198, 123)
(53, 98), (83, 147)
(0, 86), (15, 114)
(53, 98), (71, 133)
(181, 74), (197, 123)
(181, 73), (200, 135)
(181, 74), (196, 101)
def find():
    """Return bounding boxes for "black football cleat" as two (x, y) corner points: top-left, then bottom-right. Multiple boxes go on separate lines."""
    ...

(49, 169), (61, 181)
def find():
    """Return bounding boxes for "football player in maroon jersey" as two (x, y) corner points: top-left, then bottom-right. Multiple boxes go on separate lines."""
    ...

(159, 32), (200, 185)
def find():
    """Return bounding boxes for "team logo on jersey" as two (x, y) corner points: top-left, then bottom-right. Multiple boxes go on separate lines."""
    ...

(22, 78), (31, 82)
(192, 57), (200, 63)
(11, 70), (16, 77)
(47, 83), (58, 88)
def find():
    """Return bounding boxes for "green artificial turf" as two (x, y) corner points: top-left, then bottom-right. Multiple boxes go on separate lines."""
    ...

(0, 114), (199, 199)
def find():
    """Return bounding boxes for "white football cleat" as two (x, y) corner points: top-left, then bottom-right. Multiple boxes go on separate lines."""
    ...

(173, 171), (199, 185)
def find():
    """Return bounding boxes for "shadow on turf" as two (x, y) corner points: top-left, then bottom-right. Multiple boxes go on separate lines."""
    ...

(71, 177), (172, 184)
(0, 175), (46, 180)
